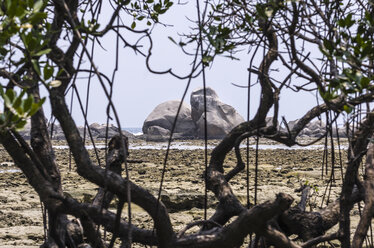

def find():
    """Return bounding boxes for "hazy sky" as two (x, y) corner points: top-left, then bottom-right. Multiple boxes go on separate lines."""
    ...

(59, 1), (319, 128)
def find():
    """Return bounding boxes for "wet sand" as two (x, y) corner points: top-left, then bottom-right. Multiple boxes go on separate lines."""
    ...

(0, 138), (356, 247)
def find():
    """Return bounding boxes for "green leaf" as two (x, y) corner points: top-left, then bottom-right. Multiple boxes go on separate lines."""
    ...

(343, 104), (353, 113)
(34, 48), (51, 57)
(362, 43), (372, 58)
(159, 8), (167, 14)
(33, 0), (44, 13)
(27, 97), (46, 117)
(360, 77), (370, 88)
(31, 59), (41, 76)
(7, 0), (17, 17)
(11, 114), (20, 123)
(29, 103), (40, 116)
(15, 5), (27, 18)
(5, 88), (15, 103)
(13, 95), (22, 110)
(43, 64), (54, 80)
(323, 39), (333, 52)
(16, 106), (24, 116)
(255, 4), (266, 19)
(29, 12), (47, 25)
(154, 3), (161, 12)
(337, 19), (345, 27)
(23, 96), (33, 112)
(365, 11), (374, 26)
(26, 35), (39, 52)
(345, 13), (355, 28)
(202, 55), (213, 66)
(2, 93), (11, 107)
(131, 21), (136, 29)
(15, 120), (27, 130)
(5, 0), (12, 12)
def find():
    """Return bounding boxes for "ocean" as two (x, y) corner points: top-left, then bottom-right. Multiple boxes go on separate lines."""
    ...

(123, 127), (143, 136)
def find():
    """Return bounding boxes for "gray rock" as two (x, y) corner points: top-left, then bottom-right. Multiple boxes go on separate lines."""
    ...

(88, 123), (127, 139)
(300, 127), (312, 136)
(190, 87), (244, 138)
(145, 126), (170, 141)
(19, 121), (134, 140)
(283, 119), (349, 138)
(142, 100), (197, 141)
(285, 119), (297, 130)
(83, 123), (134, 140)
(307, 120), (325, 131)
(306, 120), (325, 137)
(282, 119), (328, 137)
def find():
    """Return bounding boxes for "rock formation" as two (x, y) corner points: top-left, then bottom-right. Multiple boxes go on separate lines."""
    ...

(142, 100), (197, 141)
(19, 122), (134, 140)
(190, 87), (245, 138)
(282, 119), (347, 138)
(141, 87), (348, 141)
(142, 88), (246, 140)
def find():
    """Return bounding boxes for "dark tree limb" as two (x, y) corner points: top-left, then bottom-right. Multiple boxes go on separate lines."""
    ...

(340, 109), (374, 248)
(29, 85), (62, 192)
(49, 90), (175, 247)
(301, 232), (342, 248)
(263, 226), (301, 248)
(174, 193), (295, 248)
(206, 18), (279, 226)
(92, 135), (128, 209)
(352, 142), (374, 248)
(279, 182), (363, 243)
(59, 196), (159, 246)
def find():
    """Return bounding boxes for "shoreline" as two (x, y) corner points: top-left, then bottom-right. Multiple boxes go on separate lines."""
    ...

(51, 136), (349, 149)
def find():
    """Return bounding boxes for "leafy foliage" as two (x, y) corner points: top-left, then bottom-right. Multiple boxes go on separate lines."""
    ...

(320, 8), (374, 104)
(0, 0), (173, 130)
(0, 86), (45, 132)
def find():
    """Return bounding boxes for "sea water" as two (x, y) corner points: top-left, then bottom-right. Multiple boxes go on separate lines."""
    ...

(123, 127), (143, 136)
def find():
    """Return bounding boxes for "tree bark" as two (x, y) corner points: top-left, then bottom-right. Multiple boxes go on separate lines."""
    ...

(352, 143), (374, 248)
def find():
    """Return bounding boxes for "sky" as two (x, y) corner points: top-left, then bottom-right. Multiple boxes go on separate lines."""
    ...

(60, 1), (319, 128)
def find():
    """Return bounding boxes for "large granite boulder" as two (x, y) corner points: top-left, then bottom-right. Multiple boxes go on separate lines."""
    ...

(142, 100), (197, 141)
(190, 87), (244, 138)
